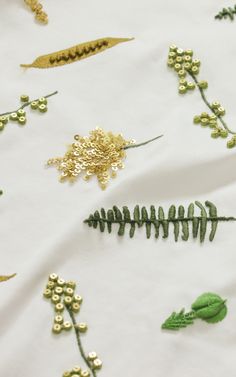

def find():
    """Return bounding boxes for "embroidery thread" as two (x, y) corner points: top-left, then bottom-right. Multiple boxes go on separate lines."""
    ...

(162, 292), (227, 331)
(215, 5), (236, 20)
(44, 274), (102, 377)
(21, 37), (134, 69)
(0, 274), (16, 283)
(84, 201), (236, 242)
(24, 0), (48, 24)
(47, 127), (163, 190)
(167, 45), (236, 148)
(0, 91), (58, 132)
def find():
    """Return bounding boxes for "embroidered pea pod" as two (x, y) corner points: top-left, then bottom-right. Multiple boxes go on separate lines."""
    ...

(44, 274), (102, 377)
(167, 45), (236, 148)
(47, 127), (163, 190)
(21, 37), (134, 69)
(162, 292), (227, 331)
(84, 201), (236, 241)
(0, 274), (16, 283)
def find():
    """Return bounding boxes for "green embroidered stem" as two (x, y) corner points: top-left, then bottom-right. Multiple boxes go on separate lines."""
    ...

(124, 134), (163, 150)
(215, 5), (236, 20)
(0, 190), (3, 196)
(84, 201), (235, 242)
(0, 91), (58, 117)
(67, 308), (97, 377)
(189, 73), (235, 135)
(162, 292), (228, 331)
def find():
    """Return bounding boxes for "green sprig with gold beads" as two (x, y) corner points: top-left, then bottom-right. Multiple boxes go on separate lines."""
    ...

(0, 91), (58, 132)
(162, 292), (227, 331)
(44, 273), (102, 377)
(167, 45), (236, 148)
(215, 5), (236, 20)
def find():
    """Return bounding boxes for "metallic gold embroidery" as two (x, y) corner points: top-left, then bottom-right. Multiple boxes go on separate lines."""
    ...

(44, 274), (102, 377)
(47, 128), (162, 190)
(20, 37), (134, 69)
(0, 274), (16, 283)
(24, 0), (48, 24)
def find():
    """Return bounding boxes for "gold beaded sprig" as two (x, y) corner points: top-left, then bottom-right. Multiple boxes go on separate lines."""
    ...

(167, 44), (236, 149)
(47, 128), (163, 190)
(0, 91), (58, 133)
(24, 0), (48, 24)
(44, 274), (102, 377)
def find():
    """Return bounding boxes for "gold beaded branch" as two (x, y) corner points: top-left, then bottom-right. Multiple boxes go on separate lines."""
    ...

(167, 45), (236, 149)
(24, 0), (48, 24)
(44, 274), (102, 377)
(47, 128), (163, 190)
(0, 91), (58, 133)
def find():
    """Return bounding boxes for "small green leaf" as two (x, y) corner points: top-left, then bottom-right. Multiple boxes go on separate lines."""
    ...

(162, 309), (196, 330)
(205, 306), (227, 323)
(191, 292), (227, 321)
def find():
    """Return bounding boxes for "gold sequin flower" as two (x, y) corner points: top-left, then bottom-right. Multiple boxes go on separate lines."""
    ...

(47, 127), (135, 190)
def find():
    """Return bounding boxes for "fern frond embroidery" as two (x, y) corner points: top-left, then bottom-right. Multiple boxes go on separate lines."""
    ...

(47, 127), (163, 190)
(167, 45), (236, 148)
(44, 273), (103, 377)
(162, 292), (227, 331)
(215, 5), (236, 20)
(84, 201), (235, 242)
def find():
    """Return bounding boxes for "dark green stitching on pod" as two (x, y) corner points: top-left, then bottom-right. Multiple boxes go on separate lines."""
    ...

(215, 5), (236, 20)
(162, 292), (227, 331)
(84, 201), (236, 242)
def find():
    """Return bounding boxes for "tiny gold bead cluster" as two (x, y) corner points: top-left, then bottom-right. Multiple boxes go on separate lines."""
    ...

(193, 106), (228, 139)
(0, 95), (48, 132)
(62, 351), (103, 377)
(24, 0), (48, 24)
(44, 273), (84, 335)
(47, 127), (135, 190)
(167, 45), (207, 94)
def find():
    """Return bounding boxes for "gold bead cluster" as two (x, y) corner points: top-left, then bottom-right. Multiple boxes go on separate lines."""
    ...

(47, 127), (135, 190)
(0, 94), (48, 132)
(62, 351), (103, 377)
(43, 273), (84, 335)
(167, 45), (207, 94)
(193, 106), (228, 139)
(24, 0), (48, 24)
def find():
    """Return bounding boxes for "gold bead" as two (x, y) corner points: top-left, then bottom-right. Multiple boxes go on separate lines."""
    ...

(73, 295), (83, 304)
(18, 116), (26, 125)
(20, 94), (29, 102)
(55, 315), (64, 324)
(49, 273), (58, 282)
(72, 366), (81, 373)
(55, 287), (63, 295)
(55, 303), (64, 312)
(77, 322), (88, 333)
(65, 287), (74, 296)
(43, 289), (52, 298)
(51, 294), (60, 304)
(0, 122), (5, 131)
(88, 352), (97, 361)
(62, 372), (71, 377)
(0, 116), (8, 124)
(10, 112), (18, 121)
(52, 324), (62, 334)
(38, 97), (47, 105)
(63, 321), (72, 331)
(72, 303), (80, 313)
(57, 278), (66, 287)
(92, 359), (102, 370)
(64, 296), (73, 305)
(80, 371), (90, 377)
(47, 281), (55, 289)
(30, 101), (38, 110)
(38, 104), (47, 113)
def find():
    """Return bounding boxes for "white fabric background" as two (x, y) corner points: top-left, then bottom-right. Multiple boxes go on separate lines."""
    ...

(1, 1), (236, 376)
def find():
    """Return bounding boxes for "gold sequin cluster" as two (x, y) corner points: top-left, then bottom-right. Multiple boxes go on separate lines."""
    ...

(24, 0), (48, 24)
(47, 127), (135, 189)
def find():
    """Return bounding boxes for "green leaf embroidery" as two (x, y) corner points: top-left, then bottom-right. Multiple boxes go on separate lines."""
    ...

(162, 292), (227, 331)
(0, 274), (16, 283)
(215, 5), (236, 21)
(84, 201), (235, 242)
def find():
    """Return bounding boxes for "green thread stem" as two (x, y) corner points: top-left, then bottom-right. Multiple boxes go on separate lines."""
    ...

(67, 307), (97, 377)
(124, 134), (163, 150)
(0, 91), (58, 117)
(188, 73), (236, 135)
(84, 216), (236, 225)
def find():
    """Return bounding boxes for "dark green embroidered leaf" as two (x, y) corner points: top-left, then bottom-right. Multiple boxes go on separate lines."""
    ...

(162, 309), (196, 330)
(84, 201), (236, 242)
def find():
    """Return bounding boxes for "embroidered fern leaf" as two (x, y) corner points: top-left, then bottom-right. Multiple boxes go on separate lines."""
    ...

(84, 201), (235, 242)
(215, 5), (236, 20)
(161, 309), (196, 330)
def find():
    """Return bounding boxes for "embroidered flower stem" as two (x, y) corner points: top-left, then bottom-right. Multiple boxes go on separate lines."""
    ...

(67, 308), (97, 377)
(44, 274), (103, 377)
(215, 5), (236, 20)
(189, 72), (235, 135)
(162, 292), (227, 331)
(0, 274), (16, 283)
(84, 201), (236, 242)
(167, 45), (236, 148)
(47, 128), (163, 190)
(0, 91), (58, 132)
